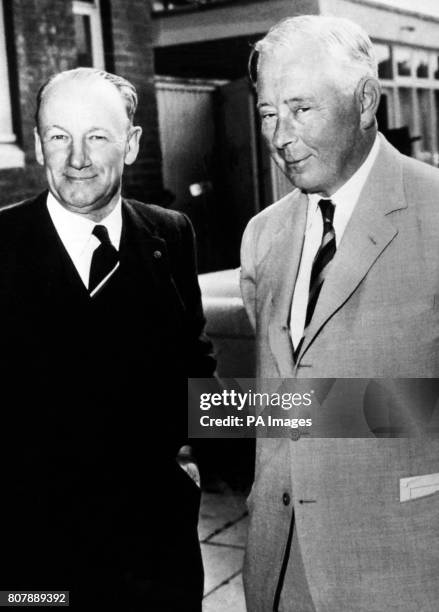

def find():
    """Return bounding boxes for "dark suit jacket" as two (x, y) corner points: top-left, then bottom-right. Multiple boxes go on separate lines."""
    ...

(0, 192), (214, 611)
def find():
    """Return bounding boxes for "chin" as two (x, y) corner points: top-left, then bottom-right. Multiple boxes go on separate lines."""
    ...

(288, 173), (326, 195)
(285, 173), (309, 191)
(61, 189), (99, 207)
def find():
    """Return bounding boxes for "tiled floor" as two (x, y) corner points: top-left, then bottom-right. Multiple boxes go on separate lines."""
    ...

(199, 489), (248, 612)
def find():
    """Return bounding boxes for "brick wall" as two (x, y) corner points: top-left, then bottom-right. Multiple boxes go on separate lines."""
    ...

(0, 0), (163, 206)
(103, 0), (163, 202)
(0, 0), (76, 204)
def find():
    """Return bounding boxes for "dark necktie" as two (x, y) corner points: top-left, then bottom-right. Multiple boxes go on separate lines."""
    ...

(305, 199), (336, 327)
(89, 225), (119, 294)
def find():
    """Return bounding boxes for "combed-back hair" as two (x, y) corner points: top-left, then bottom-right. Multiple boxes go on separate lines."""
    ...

(35, 67), (138, 129)
(249, 15), (377, 92)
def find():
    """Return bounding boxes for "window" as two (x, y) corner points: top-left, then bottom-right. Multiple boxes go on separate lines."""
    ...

(435, 91), (439, 152)
(152, 1), (229, 13)
(399, 88), (414, 132)
(0, 0), (24, 168)
(73, 1), (104, 69)
(395, 46), (412, 77)
(375, 44), (393, 80)
(377, 89), (394, 132)
(416, 88), (432, 152)
(372, 39), (439, 165)
(414, 51), (429, 79)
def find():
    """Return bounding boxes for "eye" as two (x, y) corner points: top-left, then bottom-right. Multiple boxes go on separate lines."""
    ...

(50, 134), (68, 141)
(296, 107), (310, 115)
(261, 112), (277, 121)
(89, 134), (107, 141)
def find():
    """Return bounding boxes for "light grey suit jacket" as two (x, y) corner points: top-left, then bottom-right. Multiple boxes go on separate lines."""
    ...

(240, 136), (439, 611)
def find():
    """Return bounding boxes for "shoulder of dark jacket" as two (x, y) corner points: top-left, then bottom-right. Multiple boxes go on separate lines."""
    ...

(123, 198), (192, 242)
(0, 192), (47, 238)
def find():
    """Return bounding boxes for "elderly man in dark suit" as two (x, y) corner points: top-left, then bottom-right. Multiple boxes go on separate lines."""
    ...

(0, 68), (214, 611)
(241, 15), (439, 612)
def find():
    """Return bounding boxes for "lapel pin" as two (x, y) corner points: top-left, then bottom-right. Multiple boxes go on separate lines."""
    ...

(153, 250), (162, 259)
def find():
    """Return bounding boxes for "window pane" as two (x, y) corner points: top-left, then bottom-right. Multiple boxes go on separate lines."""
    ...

(414, 51), (429, 78)
(399, 88), (414, 132)
(432, 55), (439, 80)
(435, 90), (439, 150)
(377, 92), (390, 131)
(0, 0), (14, 142)
(74, 14), (93, 67)
(395, 47), (411, 77)
(417, 88), (431, 150)
(152, 1), (215, 11)
(375, 43), (392, 79)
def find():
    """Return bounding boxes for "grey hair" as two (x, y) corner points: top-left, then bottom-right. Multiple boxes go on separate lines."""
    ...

(251, 15), (377, 92)
(35, 67), (138, 129)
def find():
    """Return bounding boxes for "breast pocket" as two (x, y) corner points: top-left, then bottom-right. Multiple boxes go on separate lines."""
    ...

(400, 473), (439, 502)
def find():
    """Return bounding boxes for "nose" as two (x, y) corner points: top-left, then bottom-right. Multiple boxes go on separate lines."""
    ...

(273, 114), (298, 151)
(68, 138), (91, 170)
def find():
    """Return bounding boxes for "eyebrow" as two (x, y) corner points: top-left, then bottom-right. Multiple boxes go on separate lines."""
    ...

(286, 97), (312, 104)
(257, 96), (312, 109)
(87, 127), (112, 133)
(43, 124), (68, 133)
(43, 125), (112, 135)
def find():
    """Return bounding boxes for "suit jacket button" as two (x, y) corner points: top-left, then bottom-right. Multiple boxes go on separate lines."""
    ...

(153, 250), (162, 259)
(282, 492), (291, 506)
(291, 430), (301, 441)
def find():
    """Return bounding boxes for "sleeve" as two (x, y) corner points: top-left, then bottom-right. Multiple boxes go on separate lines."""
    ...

(172, 213), (216, 378)
(240, 219), (257, 332)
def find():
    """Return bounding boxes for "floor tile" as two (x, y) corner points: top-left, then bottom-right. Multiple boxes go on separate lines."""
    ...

(208, 514), (248, 547)
(201, 542), (245, 595)
(203, 572), (246, 612)
(199, 491), (247, 541)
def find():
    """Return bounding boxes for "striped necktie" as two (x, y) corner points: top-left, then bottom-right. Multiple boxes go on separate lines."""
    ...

(305, 198), (336, 327)
(89, 225), (119, 295)
(294, 199), (336, 361)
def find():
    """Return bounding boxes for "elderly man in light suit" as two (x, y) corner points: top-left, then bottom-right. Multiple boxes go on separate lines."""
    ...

(240, 15), (439, 612)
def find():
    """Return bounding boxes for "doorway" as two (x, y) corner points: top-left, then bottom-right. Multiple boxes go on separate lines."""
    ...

(155, 75), (261, 271)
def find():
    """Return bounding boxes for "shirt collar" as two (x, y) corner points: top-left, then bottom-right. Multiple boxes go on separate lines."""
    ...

(307, 135), (380, 221)
(46, 192), (123, 258)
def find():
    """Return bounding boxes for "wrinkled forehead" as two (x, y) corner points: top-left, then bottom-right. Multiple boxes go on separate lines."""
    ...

(257, 35), (328, 80)
(257, 42), (333, 99)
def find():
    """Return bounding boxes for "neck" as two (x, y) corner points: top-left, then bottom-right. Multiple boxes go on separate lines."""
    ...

(84, 199), (119, 223)
(355, 128), (377, 168)
(321, 129), (377, 198)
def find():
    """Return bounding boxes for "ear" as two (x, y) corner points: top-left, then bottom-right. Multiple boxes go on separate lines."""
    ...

(34, 127), (45, 166)
(124, 125), (142, 166)
(356, 77), (381, 130)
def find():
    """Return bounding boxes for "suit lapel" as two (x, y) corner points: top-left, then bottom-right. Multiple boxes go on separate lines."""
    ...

(296, 137), (407, 364)
(119, 200), (170, 296)
(267, 190), (308, 376)
(18, 195), (171, 311)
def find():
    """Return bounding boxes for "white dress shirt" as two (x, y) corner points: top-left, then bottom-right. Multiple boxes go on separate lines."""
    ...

(289, 136), (380, 348)
(46, 192), (122, 289)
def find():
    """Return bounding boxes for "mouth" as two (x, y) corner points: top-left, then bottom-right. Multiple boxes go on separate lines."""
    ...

(284, 155), (311, 169)
(64, 175), (97, 182)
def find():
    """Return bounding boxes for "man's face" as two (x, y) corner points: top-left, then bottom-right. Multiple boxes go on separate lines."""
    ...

(257, 38), (363, 197)
(35, 75), (141, 218)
